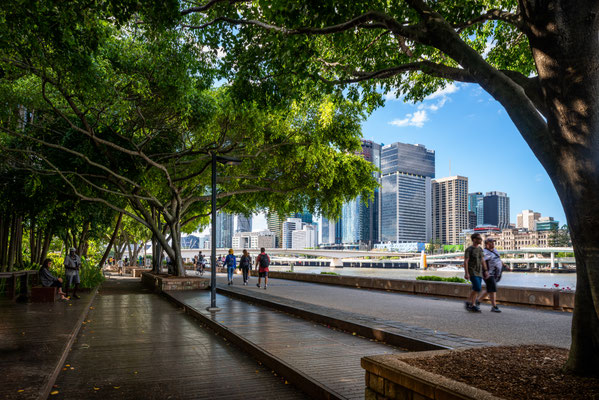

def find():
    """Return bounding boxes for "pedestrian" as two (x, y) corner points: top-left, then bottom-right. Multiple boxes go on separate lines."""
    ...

(118, 258), (124, 275)
(225, 249), (236, 285)
(39, 258), (68, 300)
(63, 247), (82, 299)
(138, 255), (143, 267)
(239, 249), (252, 285)
(198, 251), (206, 276)
(463, 233), (489, 312)
(255, 247), (270, 289)
(478, 238), (504, 313)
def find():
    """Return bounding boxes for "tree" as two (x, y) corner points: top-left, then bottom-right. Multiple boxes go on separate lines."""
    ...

(0, 2), (378, 277)
(179, 0), (599, 374)
(549, 224), (572, 248)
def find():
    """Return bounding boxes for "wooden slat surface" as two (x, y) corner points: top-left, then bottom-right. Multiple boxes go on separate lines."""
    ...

(170, 289), (404, 400)
(0, 291), (94, 400)
(50, 279), (308, 400)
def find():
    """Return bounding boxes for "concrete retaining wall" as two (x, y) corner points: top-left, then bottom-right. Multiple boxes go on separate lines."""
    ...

(251, 270), (574, 310)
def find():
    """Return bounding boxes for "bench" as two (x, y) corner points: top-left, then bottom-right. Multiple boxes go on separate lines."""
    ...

(31, 286), (57, 302)
(0, 270), (39, 301)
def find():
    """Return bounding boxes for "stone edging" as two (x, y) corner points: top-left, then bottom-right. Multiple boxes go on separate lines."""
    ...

(162, 291), (345, 400)
(40, 287), (99, 400)
(362, 351), (504, 400)
(252, 271), (574, 310)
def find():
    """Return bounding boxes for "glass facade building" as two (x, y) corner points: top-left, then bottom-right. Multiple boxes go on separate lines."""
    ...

(468, 192), (484, 227)
(483, 191), (510, 229)
(236, 214), (252, 233)
(215, 212), (234, 248)
(380, 142), (434, 243)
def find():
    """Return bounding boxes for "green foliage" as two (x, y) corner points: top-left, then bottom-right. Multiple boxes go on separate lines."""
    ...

(320, 271), (339, 275)
(416, 276), (468, 284)
(46, 253), (105, 288)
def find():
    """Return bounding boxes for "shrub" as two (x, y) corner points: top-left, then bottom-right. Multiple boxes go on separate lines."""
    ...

(416, 275), (468, 284)
(320, 271), (339, 276)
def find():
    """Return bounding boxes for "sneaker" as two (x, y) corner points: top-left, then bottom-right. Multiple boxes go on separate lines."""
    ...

(491, 306), (502, 313)
(470, 305), (481, 313)
(464, 301), (471, 310)
(264, 285), (267, 290)
(256, 283), (260, 288)
(475, 300), (480, 306)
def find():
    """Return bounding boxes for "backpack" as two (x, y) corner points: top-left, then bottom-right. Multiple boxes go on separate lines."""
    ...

(226, 255), (235, 267)
(259, 254), (270, 269)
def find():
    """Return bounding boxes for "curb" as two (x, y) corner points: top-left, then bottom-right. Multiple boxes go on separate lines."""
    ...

(217, 287), (453, 352)
(39, 287), (99, 400)
(162, 291), (346, 400)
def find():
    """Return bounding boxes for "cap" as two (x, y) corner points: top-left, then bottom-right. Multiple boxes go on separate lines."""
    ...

(484, 238), (495, 243)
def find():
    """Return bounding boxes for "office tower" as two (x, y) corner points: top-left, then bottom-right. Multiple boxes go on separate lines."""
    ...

(380, 142), (435, 243)
(293, 208), (313, 224)
(468, 192), (484, 227)
(321, 217), (343, 245)
(468, 211), (477, 230)
(517, 210), (541, 230)
(340, 140), (382, 248)
(215, 211), (234, 248)
(267, 212), (286, 247)
(181, 235), (199, 249)
(483, 191), (511, 229)
(282, 218), (303, 249)
(236, 214), (252, 233)
(432, 176), (469, 245)
(291, 224), (318, 249)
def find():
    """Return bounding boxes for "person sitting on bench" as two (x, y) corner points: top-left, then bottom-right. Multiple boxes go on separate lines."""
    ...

(39, 258), (68, 300)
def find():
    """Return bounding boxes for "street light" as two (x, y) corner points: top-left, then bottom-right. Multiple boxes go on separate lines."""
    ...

(207, 153), (242, 312)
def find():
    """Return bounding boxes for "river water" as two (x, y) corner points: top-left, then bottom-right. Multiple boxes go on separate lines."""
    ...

(268, 266), (577, 290)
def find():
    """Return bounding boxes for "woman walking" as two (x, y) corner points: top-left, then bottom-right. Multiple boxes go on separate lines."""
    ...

(239, 249), (252, 285)
(224, 249), (237, 285)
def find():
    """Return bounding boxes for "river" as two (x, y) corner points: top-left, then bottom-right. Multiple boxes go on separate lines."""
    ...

(268, 266), (577, 290)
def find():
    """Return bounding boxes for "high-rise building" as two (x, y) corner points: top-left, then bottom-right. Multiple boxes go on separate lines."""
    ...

(432, 176), (469, 245)
(293, 209), (313, 224)
(282, 218), (303, 249)
(291, 224), (318, 249)
(321, 217), (343, 245)
(236, 214), (252, 233)
(468, 192), (484, 227)
(517, 210), (541, 230)
(468, 211), (477, 230)
(483, 191), (511, 229)
(215, 211), (234, 248)
(267, 212), (286, 247)
(380, 142), (434, 243)
(232, 231), (275, 249)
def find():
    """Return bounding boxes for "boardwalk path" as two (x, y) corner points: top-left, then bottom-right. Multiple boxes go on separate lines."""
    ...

(51, 279), (308, 400)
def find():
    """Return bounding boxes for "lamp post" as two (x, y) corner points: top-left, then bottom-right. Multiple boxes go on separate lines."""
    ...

(207, 153), (242, 312)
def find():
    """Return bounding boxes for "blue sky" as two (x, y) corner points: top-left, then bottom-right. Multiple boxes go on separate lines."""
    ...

(362, 82), (566, 226)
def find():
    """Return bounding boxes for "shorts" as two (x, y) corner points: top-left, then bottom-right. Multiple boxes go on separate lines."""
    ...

(65, 272), (80, 285)
(484, 276), (497, 293)
(258, 271), (268, 278)
(470, 276), (482, 292)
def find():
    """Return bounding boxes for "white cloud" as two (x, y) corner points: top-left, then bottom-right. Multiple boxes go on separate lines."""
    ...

(389, 110), (429, 128)
(424, 83), (460, 100)
(384, 90), (403, 101)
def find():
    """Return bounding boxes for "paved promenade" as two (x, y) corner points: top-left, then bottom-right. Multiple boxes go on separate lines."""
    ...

(51, 279), (308, 399)
(214, 274), (572, 349)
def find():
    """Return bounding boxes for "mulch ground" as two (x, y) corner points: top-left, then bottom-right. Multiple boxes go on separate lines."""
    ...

(402, 345), (599, 400)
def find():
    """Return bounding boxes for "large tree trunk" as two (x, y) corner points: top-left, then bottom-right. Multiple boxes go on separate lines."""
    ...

(523, 0), (599, 375)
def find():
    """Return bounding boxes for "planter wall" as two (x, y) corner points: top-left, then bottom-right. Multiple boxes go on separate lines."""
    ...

(141, 272), (209, 292)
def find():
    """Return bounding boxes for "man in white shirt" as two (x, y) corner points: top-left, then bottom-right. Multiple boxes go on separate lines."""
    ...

(479, 238), (504, 313)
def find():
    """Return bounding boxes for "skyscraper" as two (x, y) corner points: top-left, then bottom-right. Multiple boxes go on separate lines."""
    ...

(517, 210), (540, 230)
(468, 192), (484, 227)
(293, 209), (313, 224)
(380, 142), (435, 243)
(282, 218), (303, 249)
(340, 140), (382, 248)
(483, 191), (510, 229)
(432, 176), (468, 245)
(321, 217), (343, 245)
(215, 211), (234, 248)
(266, 212), (285, 248)
(236, 214), (252, 233)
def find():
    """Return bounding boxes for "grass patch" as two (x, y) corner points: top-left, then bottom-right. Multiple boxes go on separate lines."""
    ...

(320, 271), (340, 276)
(416, 275), (468, 284)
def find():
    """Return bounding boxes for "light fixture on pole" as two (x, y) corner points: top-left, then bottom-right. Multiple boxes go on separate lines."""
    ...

(207, 153), (242, 312)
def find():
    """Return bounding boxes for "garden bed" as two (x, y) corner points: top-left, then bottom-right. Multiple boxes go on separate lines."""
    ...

(363, 345), (599, 400)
